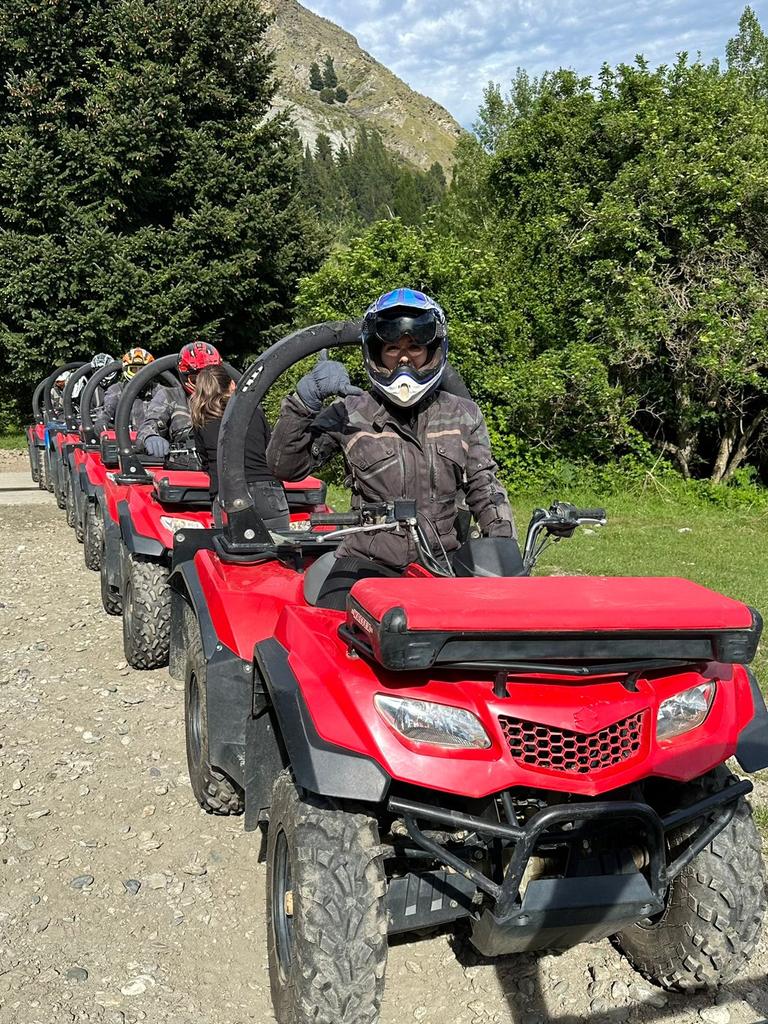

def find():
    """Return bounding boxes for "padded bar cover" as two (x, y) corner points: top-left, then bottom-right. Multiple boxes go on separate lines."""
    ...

(218, 320), (362, 547)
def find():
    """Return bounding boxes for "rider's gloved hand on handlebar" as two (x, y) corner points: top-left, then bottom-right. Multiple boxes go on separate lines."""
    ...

(296, 350), (363, 412)
(144, 435), (170, 459)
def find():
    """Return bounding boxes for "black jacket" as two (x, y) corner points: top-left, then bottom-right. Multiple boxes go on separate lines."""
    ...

(194, 407), (274, 497)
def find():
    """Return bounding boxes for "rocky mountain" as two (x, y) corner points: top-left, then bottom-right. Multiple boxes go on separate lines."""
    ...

(263, 0), (462, 172)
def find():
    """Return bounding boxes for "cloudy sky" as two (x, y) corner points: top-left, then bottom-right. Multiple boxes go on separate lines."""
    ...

(301, 0), (759, 127)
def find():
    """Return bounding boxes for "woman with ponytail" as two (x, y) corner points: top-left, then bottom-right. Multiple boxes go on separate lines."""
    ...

(191, 365), (289, 531)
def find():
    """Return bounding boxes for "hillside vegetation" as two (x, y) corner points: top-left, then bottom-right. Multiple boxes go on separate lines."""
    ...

(263, 0), (462, 173)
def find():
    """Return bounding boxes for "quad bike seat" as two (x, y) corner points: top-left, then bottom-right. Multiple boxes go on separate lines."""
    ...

(283, 477), (327, 508)
(342, 576), (761, 671)
(152, 471), (212, 508)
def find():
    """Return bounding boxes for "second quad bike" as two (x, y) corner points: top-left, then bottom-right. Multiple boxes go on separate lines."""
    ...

(168, 321), (768, 1024)
(105, 353), (331, 670)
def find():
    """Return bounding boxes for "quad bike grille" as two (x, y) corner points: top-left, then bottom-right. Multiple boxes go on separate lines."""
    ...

(499, 711), (646, 774)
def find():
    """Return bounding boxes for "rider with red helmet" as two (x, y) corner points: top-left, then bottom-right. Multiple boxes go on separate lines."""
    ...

(136, 342), (221, 458)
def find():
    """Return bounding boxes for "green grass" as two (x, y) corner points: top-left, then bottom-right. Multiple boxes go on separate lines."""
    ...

(326, 483), (768, 685)
(753, 803), (768, 838)
(0, 432), (25, 449)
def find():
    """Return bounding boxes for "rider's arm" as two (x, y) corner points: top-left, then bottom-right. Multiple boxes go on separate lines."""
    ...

(93, 383), (119, 433)
(266, 394), (344, 481)
(463, 406), (517, 539)
(135, 387), (171, 449)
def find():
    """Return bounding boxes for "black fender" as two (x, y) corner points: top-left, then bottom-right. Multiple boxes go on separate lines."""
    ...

(254, 637), (390, 808)
(735, 669), (768, 772)
(169, 559), (253, 796)
(102, 505), (124, 590)
(117, 498), (165, 558)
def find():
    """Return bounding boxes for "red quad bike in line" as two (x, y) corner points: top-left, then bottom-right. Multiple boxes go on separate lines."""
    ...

(70, 359), (174, 558)
(42, 360), (88, 510)
(103, 354), (330, 670)
(31, 360), (86, 496)
(168, 321), (768, 1024)
(25, 377), (49, 485)
(59, 361), (107, 534)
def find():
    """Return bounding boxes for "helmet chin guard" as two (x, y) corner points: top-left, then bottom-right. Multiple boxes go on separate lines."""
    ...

(369, 359), (446, 408)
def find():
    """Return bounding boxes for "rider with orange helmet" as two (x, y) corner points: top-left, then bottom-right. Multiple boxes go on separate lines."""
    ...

(94, 347), (155, 433)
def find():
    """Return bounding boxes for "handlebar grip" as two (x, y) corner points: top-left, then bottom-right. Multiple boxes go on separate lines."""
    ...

(572, 507), (606, 521)
(309, 512), (361, 526)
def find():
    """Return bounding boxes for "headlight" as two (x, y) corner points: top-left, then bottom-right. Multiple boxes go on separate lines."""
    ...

(159, 516), (204, 534)
(656, 682), (715, 741)
(374, 695), (490, 749)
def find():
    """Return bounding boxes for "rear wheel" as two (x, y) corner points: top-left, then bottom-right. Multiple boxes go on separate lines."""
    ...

(615, 769), (766, 990)
(84, 502), (102, 570)
(122, 553), (171, 669)
(100, 531), (122, 615)
(184, 608), (243, 815)
(266, 771), (388, 1024)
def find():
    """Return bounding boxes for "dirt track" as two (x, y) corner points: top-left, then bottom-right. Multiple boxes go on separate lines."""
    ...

(1, 470), (768, 1024)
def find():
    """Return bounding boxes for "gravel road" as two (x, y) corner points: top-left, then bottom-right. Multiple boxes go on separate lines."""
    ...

(1, 472), (767, 1024)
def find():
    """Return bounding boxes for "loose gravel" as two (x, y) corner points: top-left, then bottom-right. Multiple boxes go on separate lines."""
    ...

(1, 489), (767, 1024)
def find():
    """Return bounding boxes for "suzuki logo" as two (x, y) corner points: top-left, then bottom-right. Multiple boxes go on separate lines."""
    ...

(572, 707), (600, 733)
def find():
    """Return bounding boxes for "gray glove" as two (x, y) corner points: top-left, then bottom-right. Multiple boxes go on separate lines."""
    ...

(144, 435), (170, 459)
(296, 350), (363, 412)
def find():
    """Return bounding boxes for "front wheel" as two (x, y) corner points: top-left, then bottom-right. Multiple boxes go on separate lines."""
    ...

(28, 439), (39, 483)
(83, 501), (102, 570)
(615, 771), (766, 990)
(65, 471), (76, 528)
(39, 451), (50, 492)
(266, 771), (388, 1024)
(122, 553), (171, 669)
(184, 607), (244, 815)
(99, 531), (122, 615)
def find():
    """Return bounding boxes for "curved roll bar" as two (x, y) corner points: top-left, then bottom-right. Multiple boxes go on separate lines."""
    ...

(114, 353), (240, 481)
(32, 379), (48, 425)
(80, 361), (123, 445)
(42, 361), (88, 424)
(218, 320), (362, 550)
(63, 362), (97, 430)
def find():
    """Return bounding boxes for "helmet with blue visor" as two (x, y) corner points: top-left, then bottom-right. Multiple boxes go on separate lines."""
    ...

(361, 288), (448, 408)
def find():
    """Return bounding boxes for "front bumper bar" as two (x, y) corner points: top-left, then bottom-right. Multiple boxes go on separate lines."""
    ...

(388, 777), (752, 954)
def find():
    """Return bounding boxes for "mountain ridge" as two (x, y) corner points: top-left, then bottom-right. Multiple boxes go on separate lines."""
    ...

(263, 0), (463, 172)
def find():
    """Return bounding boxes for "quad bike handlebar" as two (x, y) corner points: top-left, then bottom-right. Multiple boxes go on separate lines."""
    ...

(305, 499), (607, 576)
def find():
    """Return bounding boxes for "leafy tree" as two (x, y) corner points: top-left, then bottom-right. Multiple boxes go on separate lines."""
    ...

(0, 0), (322, 424)
(309, 61), (324, 91)
(323, 55), (338, 90)
(335, 86), (348, 104)
(319, 87), (336, 105)
(475, 53), (768, 482)
(727, 5), (768, 96)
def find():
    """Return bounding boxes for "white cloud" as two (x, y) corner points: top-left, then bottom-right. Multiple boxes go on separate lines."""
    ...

(299, 0), (751, 126)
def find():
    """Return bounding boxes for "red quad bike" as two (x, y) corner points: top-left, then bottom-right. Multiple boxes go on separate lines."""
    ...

(59, 361), (106, 533)
(72, 359), (166, 561)
(25, 377), (49, 485)
(42, 360), (88, 508)
(169, 321), (768, 1024)
(68, 361), (121, 548)
(108, 355), (330, 670)
(34, 361), (86, 496)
